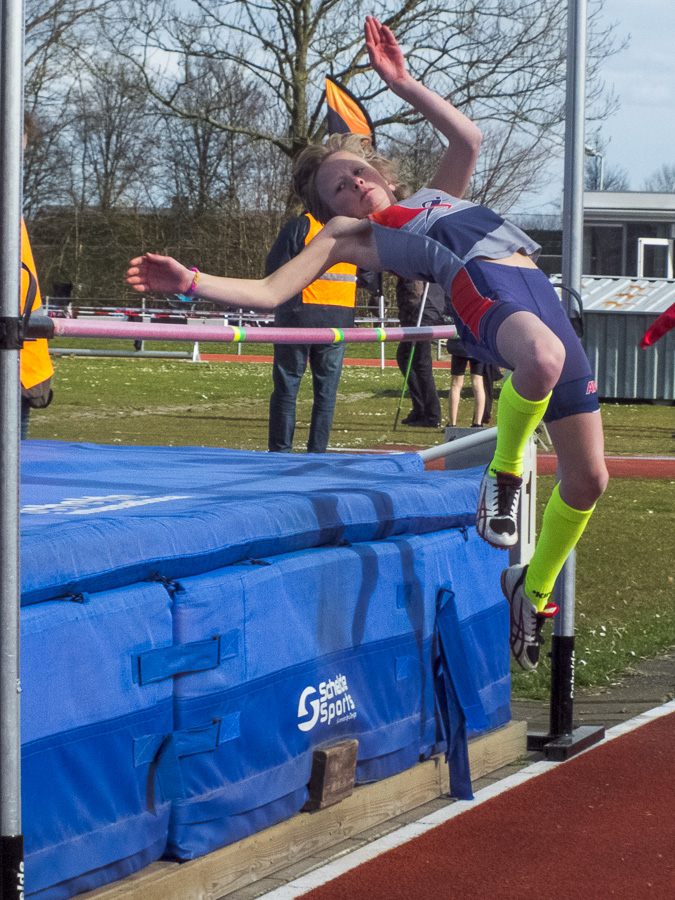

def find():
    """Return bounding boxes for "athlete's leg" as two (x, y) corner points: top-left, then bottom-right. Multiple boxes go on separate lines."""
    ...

(505, 410), (607, 670)
(524, 410), (608, 609)
(496, 310), (566, 400)
(448, 354), (469, 424)
(547, 409), (608, 511)
(477, 311), (564, 548)
(491, 310), (564, 473)
(469, 372), (485, 426)
(449, 373), (464, 425)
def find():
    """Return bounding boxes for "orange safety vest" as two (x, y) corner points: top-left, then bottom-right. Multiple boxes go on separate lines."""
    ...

(301, 214), (357, 308)
(20, 218), (54, 392)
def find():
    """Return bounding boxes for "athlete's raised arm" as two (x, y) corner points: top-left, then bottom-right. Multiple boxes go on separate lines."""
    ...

(126, 217), (380, 311)
(365, 16), (481, 198)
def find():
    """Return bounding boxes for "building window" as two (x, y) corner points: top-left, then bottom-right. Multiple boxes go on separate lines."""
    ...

(583, 225), (623, 276)
(637, 238), (674, 278)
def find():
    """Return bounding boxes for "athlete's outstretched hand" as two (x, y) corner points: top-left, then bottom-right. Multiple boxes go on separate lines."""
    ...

(126, 253), (193, 295)
(365, 16), (408, 90)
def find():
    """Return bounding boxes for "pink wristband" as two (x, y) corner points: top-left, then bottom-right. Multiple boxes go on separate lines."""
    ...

(186, 267), (200, 296)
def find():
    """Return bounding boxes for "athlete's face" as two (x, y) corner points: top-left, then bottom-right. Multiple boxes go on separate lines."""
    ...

(317, 151), (396, 219)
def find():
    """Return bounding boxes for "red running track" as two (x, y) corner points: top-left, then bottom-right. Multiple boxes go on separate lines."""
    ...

(415, 452), (675, 478)
(537, 454), (675, 480)
(298, 710), (675, 900)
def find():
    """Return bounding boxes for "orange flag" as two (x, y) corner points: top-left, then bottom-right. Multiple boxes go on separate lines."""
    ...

(325, 75), (375, 147)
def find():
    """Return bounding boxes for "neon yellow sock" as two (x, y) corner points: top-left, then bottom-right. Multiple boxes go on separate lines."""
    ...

(489, 375), (551, 477)
(525, 484), (596, 611)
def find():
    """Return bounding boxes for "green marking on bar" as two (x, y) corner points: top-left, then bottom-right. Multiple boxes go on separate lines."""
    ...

(232, 327), (245, 342)
(332, 328), (345, 343)
(376, 328), (386, 341)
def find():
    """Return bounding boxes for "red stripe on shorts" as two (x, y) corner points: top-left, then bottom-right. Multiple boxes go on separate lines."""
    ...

(450, 267), (497, 338)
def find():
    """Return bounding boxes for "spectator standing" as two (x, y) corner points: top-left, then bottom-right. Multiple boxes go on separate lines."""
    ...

(446, 336), (486, 428)
(267, 212), (357, 453)
(20, 218), (54, 438)
(20, 114), (54, 438)
(396, 280), (443, 427)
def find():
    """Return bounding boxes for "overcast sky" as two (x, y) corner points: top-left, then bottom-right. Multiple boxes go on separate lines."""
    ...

(598, 0), (675, 186)
(514, 0), (675, 214)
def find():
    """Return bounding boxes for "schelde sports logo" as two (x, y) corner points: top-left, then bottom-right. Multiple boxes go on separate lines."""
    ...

(297, 674), (356, 732)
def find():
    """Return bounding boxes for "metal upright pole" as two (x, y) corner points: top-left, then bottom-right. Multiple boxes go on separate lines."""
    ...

(527, 0), (604, 760)
(0, 0), (26, 892)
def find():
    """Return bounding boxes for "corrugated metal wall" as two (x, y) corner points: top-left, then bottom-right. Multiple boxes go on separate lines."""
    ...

(550, 276), (675, 401)
(583, 311), (675, 401)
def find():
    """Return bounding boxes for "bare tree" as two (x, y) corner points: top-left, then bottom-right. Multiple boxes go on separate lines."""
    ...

(584, 159), (630, 192)
(23, 1), (116, 214)
(22, 100), (74, 217)
(583, 137), (630, 192)
(63, 60), (158, 212)
(25, 0), (115, 67)
(107, 0), (621, 210)
(157, 57), (277, 214)
(643, 164), (675, 193)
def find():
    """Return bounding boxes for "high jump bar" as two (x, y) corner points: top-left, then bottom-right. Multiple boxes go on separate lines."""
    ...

(32, 317), (457, 345)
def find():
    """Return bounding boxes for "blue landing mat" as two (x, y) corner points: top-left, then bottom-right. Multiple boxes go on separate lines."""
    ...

(19, 441), (508, 898)
(20, 441), (482, 606)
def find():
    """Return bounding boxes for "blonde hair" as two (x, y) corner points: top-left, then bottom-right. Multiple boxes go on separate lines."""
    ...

(293, 133), (406, 223)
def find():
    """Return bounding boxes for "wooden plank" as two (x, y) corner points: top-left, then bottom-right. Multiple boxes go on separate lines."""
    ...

(82, 721), (526, 900)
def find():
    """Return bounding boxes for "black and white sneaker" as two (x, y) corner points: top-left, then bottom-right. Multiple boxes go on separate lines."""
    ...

(476, 466), (522, 549)
(501, 564), (558, 672)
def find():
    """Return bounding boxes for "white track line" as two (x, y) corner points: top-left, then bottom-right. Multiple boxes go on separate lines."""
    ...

(258, 698), (675, 899)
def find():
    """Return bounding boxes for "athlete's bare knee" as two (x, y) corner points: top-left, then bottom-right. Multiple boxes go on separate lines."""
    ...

(513, 338), (565, 398)
(561, 464), (608, 510)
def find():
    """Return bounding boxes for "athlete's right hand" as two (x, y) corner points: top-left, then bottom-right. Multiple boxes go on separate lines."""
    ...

(364, 17), (408, 90)
(126, 253), (194, 295)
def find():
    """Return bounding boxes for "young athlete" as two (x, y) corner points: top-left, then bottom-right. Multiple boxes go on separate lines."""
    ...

(127, 17), (608, 672)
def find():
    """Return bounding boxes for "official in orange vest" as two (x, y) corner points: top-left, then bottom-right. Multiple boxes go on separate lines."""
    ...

(20, 217), (54, 438)
(267, 212), (357, 453)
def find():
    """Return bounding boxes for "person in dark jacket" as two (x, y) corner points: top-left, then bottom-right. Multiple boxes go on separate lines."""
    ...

(266, 212), (358, 453)
(395, 280), (443, 427)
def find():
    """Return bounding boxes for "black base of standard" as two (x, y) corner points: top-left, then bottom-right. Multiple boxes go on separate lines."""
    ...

(1, 833), (25, 899)
(527, 725), (606, 761)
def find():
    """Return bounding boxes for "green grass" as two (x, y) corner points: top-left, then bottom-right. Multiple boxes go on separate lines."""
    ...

(27, 354), (675, 699)
(32, 355), (443, 449)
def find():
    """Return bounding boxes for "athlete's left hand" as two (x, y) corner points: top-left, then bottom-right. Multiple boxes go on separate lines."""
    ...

(126, 253), (194, 295)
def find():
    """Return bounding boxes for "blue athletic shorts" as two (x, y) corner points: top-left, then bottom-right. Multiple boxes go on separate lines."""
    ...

(447, 258), (599, 423)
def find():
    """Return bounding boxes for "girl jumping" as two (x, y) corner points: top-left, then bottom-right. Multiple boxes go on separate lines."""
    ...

(127, 17), (608, 672)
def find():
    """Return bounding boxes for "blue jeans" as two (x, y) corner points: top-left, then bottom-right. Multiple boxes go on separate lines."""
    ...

(268, 343), (346, 453)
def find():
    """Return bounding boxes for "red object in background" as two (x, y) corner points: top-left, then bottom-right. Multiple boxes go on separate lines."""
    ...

(640, 300), (675, 347)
